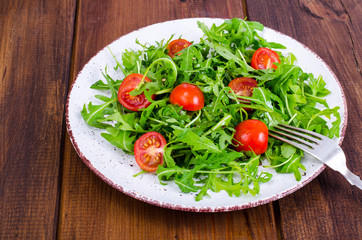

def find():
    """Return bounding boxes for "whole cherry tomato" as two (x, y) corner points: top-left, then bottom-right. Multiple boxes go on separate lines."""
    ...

(134, 132), (167, 172)
(232, 119), (268, 155)
(118, 73), (155, 111)
(251, 47), (280, 70)
(169, 83), (204, 111)
(166, 39), (192, 58)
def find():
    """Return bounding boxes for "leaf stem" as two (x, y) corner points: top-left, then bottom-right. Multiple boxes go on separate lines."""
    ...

(84, 98), (117, 124)
(138, 58), (178, 89)
(202, 109), (213, 122)
(185, 110), (202, 128)
(202, 114), (232, 137)
(287, 113), (298, 125)
(148, 117), (168, 125)
(155, 88), (173, 95)
(108, 47), (126, 76)
(133, 170), (147, 177)
(264, 155), (294, 168)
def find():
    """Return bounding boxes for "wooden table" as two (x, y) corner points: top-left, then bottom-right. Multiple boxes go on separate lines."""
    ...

(1, 0), (361, 239)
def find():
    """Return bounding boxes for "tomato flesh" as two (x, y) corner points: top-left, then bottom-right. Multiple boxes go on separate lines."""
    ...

(118, 73), (155, 111)
(251, 47), (280, 70)
(229, 77), (258, 111)
(167, 39), (192, 58)
(233, 119), (268, 155)
(169, 83), (204, 111)
(229, 77), (258, 97)
(134, 132), (167, 172)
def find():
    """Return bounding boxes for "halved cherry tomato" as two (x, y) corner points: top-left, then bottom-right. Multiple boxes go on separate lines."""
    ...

(229, 77), (258, 97)
(134, 132), (167, 172)
(169, 83), (204, 111)
(117, 73), (155, 111)
(251, 47), (280, 70)
(166, 39), (192, 58)
(229, 77), (258, 111)
(232, 119), (268, 155)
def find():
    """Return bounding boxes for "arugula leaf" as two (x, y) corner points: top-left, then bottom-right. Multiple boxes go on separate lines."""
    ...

(90, 79), (122, 90)
(173, 128), (221, 153)
(101, 128), (135, 154)
(175, 164), (205, 193)
(281, 143), (297, 158)
(122, 49), (142, 74)
(81, 98), (117, 129)
(280, 153), (305, 181)
(104, 111), (137, 131)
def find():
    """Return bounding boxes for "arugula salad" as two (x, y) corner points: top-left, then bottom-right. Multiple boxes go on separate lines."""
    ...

(81, 18), (340, 201)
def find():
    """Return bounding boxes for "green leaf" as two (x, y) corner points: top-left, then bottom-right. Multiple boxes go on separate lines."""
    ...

(104, 111), (136, 131)
(90, 79), (122, 90)
(267, 42), (287, 49)
(195, 173), (214, 201)
(122, 49), (142, 73)
(81, 98), (117, 129)
(206, 41), (254, 72)
(175, 164), (205, 193)
(163, 146), (176, 168)
(101, 128), (135, 154)
(174, 128), (221, 153)
(210, 177), (243, 197)
(156, 165), (179, 181)
(281, 143), (297, 158)
(280, 153), (305, 181)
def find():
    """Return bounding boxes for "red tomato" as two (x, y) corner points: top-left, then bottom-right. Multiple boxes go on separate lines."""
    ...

(166, 39), (192, 58)
(232, 119), (268, 155)
(229, 77), (258, 97)
(118, 73), (155, 111)
(134, 132), (167, 172)
(229, 77), (258, 111)
(169, 83), (204, 111)
(251, 47), (281, 70)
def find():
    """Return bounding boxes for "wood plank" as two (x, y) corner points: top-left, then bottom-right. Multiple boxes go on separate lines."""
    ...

(58, 0), (279, 239)
(246, 0), (362, 239)
(0, 0), (76, 239)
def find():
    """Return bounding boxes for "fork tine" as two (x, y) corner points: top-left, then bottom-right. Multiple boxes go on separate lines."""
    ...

(274, 125), (320, 143)
(268, 132), (315, 156)
(269, 129), (315, 148)
(278, 124), (328, 140)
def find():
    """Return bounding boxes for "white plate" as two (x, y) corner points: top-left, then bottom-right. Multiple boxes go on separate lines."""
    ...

(66, 18), (347, 212)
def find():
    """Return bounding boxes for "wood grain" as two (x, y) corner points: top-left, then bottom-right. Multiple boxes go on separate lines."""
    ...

(0, 0), (76, 239)
(58, 0), (278, 239)
(246, 0), (362, 239)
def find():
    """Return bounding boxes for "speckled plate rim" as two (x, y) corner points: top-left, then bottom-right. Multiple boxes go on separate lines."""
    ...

(66, 18), (348, 212)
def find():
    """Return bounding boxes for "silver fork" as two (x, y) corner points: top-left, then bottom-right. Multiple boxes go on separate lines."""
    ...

(269, 124), (362, 189)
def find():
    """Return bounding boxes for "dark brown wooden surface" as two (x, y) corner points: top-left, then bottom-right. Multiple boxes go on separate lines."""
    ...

(0, 0), (360, 239)
(0, 0), (76, 239)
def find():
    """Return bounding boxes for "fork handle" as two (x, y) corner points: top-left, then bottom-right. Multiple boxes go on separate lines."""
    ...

(343, 169), (362, 190)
